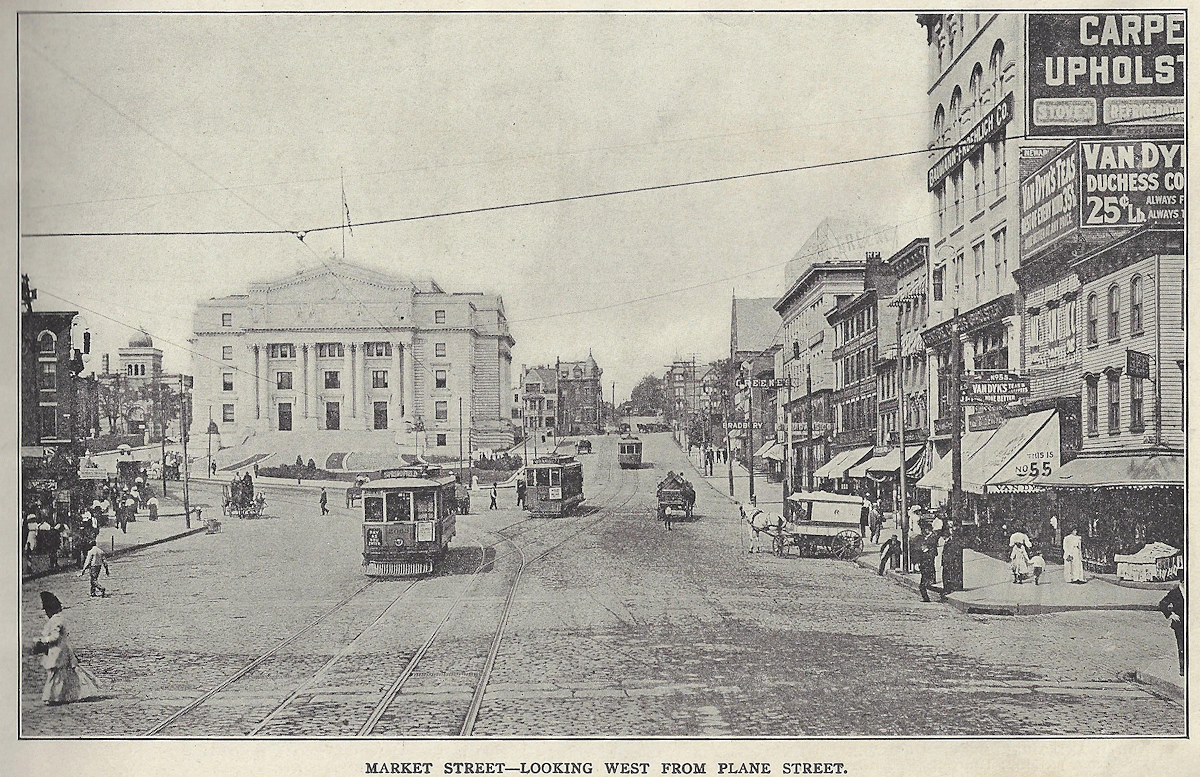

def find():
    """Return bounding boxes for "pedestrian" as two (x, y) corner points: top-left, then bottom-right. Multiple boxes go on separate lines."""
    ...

(489, 483), (498, 510)
(1010, 539), (1031, 584)
(31, 592), (101, 705)
(878, 532), (902, 576)
(1029, 547), (1046, 585)
(867, 499), (881, 544)
(81, 541), (109, 597)
(940, 523), (965, 593)
(46, 519), (63, 570)
(253, 462), (259, 478)
(243, 471), (254, 501)
(917, 522), (946, 603)
(210, 460), (217, 477)
(1062, 527), (1086, 583)
(147, 495), (159, 521)
(859, 497), (870, 539)
(119, 495), (135, 534)
(516, 479), (526, 508)
(1158, 573), (1185, 676)
(319, 488), (329, 516)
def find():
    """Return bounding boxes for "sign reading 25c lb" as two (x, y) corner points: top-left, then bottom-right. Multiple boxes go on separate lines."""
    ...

(1081, 140), (1185, 227)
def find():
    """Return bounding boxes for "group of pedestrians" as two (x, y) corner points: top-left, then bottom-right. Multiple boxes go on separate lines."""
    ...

(698, 446), (727, 476)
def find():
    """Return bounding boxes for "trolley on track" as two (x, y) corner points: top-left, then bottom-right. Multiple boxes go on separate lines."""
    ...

(617, 436), (643, 469)
(525, 454), (584, 517)
(576, 438), (593, 455)
(772, 491), (866, 560)
(361, 464), (457, 576)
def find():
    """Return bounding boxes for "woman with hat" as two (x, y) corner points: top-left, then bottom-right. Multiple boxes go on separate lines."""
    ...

(31, 592), (100, 705)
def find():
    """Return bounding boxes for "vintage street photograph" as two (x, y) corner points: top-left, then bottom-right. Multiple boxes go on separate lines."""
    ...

(17, 10), (1186, 739)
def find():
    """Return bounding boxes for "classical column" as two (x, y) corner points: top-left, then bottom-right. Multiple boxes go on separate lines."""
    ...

(359, 343), (370, 429)
(310, 341), (321, 429)
(391, 341), (403, 421)
(402, 334), (416, 422)
(299, 344), (310, 419)
(253, 344), (264, 423)
(341, 342), (352, 419)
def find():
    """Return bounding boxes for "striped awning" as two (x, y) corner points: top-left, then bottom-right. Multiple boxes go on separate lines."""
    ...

(813, 446), (873, 480)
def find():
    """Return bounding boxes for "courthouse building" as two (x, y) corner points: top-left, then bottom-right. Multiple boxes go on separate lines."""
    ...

(191, 261), (515, 464)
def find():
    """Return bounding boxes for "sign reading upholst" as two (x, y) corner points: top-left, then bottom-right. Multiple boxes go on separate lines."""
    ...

(1026, 13), (1185, 137)
(928, 93), (1014, 191)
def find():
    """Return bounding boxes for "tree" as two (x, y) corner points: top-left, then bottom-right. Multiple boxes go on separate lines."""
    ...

(629, 374), (666, 416)
(98, 376), (141, 434)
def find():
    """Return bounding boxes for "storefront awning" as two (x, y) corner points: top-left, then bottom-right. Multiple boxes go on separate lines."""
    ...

(763, 445), (785, 462)
(1026, 452), (1183, 489)
(917, 409), (1059, 494)
(914, 429), (998, 491)
(848, 446), (922, 479)
(813, 446), (873, 480)
(753, 440), (777, 458)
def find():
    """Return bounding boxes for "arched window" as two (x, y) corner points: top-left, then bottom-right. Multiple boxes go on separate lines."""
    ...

(38, 331), (56, 353)
(1130, 275), (1143, 334)
(949, 86), (962, 129)
(1087, 294), (1098, 344)
(1107, 284), (1120, 340)
(933, 105), (945, 142)
(988, 41), (1005, 102)
(968, 63), (984, 120)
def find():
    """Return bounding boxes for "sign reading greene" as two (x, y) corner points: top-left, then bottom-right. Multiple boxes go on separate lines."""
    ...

(1080, 139), (1185, 227)
(1019, 142), (1081, 258)
(1027, 13), (1185, 137)
(928, 93), (1014, 191)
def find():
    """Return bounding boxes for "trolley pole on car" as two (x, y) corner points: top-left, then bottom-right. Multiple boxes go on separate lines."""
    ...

(894, 301), (910, 573)
(950, 308), (963, 528)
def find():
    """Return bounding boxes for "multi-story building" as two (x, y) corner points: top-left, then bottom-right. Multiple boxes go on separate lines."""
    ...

(97, 331), (192, 440)
(730, 296), (781, 462)
(556, 355), (603, 435)
(191, 260), (515, 462)
(519, 365), (558, 434)
(663, 360), (701, 432)
(877, 238), (931, 454)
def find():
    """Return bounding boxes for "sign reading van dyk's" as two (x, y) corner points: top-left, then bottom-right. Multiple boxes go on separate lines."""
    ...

(1027, 12), (1186, 137)
(1080, 139), (1185, 227)
(1019, 143), (1080, 257)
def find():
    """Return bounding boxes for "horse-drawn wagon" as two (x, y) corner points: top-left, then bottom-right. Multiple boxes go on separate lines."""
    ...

(223, 479), (267, 519)
(655, 472), (695, 529)
(770, 491), (865, 560)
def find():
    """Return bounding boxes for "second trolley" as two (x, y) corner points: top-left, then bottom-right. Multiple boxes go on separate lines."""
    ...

(525, 454), (585, 517)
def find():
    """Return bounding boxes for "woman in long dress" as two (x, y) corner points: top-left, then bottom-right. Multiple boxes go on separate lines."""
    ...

(33, 591), (101, 705)
(1010, 542), (1031, 583)
(1062, 527), (1086, 583)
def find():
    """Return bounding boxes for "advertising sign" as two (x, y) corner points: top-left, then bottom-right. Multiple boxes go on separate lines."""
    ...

(1080, 139), (1185, 227)
(1027, 13), (1186, 137)
(1127, 349), (1151, 378)
(1019, 143), (1081, 258)
(928, 93), (1014, 190)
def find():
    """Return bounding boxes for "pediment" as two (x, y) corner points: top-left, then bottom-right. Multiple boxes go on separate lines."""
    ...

(245, 263), (416, 330)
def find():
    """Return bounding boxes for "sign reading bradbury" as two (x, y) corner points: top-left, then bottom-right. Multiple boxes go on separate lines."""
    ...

(1027, 13), (1186, 137)
(1020, 142), (1081, 258)
(928, 93), (1014, 191)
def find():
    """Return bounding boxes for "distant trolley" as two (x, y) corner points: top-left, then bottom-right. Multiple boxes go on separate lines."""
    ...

(576, 438), (593, 455)
(617, 436), (643, 469)
(361, 464), (458, 576)
(525, 454), (585, 517)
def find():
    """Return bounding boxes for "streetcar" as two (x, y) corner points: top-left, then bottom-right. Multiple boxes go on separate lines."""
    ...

(361, 464), (458, 576)
(525, 454), (585, 517)
(576, 438), (593, 455)
(617, 436), (643, 469)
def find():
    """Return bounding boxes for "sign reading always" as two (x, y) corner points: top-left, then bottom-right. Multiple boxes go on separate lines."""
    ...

(928, 93), (1014, 191)
(1080, 140), (1185, 227)
(1027, 13), (1186, 137)
(1020, 143), (1081, 258)
(1127, 349), (1151, 378)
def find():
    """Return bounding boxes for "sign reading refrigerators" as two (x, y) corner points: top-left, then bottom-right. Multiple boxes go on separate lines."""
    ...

(1027, 13), (1185, 137)
(1080, 140), (1185, 227)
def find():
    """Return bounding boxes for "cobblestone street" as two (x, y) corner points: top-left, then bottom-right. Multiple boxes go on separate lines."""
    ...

(21, 435), (1182, 737)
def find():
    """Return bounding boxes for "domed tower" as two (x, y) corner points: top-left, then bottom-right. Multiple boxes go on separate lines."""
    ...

(118, 328), (163, 381)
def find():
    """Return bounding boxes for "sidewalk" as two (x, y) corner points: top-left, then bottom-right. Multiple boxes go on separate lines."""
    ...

(679, 444), (785, 513)
(1136, 656), (1185, 701)
(857, 530), (1167, 616)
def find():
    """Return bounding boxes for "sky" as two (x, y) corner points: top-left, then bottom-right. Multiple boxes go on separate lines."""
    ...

(19, 12), (932, 401)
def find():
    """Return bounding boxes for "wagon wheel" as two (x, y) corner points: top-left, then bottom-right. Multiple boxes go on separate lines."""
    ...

(831, 529), (863, 561)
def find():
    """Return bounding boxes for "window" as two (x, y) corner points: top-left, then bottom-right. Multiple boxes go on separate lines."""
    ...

(435, 342), (446, 357)
(933, 266), (945, 301)
(1107, 373), (1121, 433)
(364, 342), (392, 357)
(222, 373), (234, 392)
(972, 154), (983, 210)
(954, 250), (965, 295)
(372, 370), (388, 389)
(222, 404), (235, 423)
(972, 241), (985, 301)
(317, 343), (344, 358)
(993, 137), (1007, 193)
(39, 405), (57, 440)
(952, 172), (963, 225)
(546, 399), (555, 410)
(436, 433), (447, 447)
(277, 372), (292, 390)
(989, 41), (1005, 103)
(434, 310), (446, 324)
(38, 332), (56, 353)
(1130, 276), (1143, 334)
(1130, 377), (1144, 430)
(969, 63), (983, 121)
(435, 370), (447, 389)
(933, 105), (945, 141)
(545, 417), (555, 427)
(268, 343), (296, 359)
(374, 401), (388, 430)
(326, 401), (340, 430)
(936, 186), (945, 233)
(1107, 284), (1120, 340)
(222, 313), (232, 327)
(1087, 294), (1099, 344)
(992, 228), (1007, 293)
(435, 401), (448, 421)
(222, 346), (233, 360)
(40, 362), (56, 391)
(325, 371), (340, 389)
(949, 86), (961, 128)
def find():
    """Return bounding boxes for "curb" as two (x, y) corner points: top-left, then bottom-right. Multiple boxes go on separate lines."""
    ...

(22, 526), (207, 584)
(1134, 667), (1186, 702)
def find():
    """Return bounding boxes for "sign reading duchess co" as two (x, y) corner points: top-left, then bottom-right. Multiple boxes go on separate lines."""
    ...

(1080, 140), (1185, 228)
(928, 93), (1014, 191)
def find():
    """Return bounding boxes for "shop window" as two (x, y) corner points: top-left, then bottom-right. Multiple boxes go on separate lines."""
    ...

(435, 370), (447, 389)
(1130, 377), (1144, 430)
(277, 372), (292, 390)
(1107, 284), (1120, 340)
(1086, 377), (1099, 435)
(325, 371), (340, 389)
(435, 401), (448, 421)
(1087, 294), (1098, 344)
(1107, 373), (1120, 433)
(1130, 276), (1143, 334)
(222, 404), (235, 423)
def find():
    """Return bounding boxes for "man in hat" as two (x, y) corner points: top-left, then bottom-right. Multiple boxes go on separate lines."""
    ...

(81, 540), (109, 597)
(1159, 572), (1185, 676)
(906, 504), (926, 569)
(917, 521), (947, 603)
(319, 487), (329, 516)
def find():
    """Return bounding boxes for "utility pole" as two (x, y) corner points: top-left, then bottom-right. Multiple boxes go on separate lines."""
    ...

(895, 301), (910, 572)
(178, 374), (190, 527)
(746, 363), (755, 506)
(805, 363), (813, 491)
(783, 370), (793, 509)
(160, 381), (168, 499)
(950, 308), (963, 527)
(458, 396), (464, 477)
